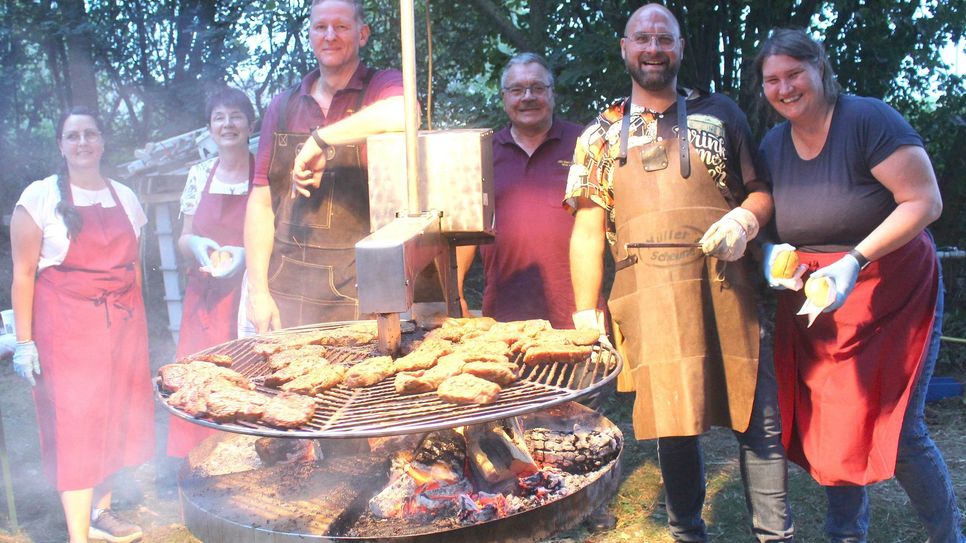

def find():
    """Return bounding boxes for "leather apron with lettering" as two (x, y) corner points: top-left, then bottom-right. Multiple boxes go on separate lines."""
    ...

(169, 156), (253, 457)
(607, 97), (760, 440)
(32, 182), (154, 490)
(265, 75), (373, 327)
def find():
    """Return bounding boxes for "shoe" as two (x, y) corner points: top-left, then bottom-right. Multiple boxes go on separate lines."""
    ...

(88, 508), (143, 543)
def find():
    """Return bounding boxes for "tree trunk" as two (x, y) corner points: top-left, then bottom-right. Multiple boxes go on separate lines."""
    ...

(59, 0), (99, 110)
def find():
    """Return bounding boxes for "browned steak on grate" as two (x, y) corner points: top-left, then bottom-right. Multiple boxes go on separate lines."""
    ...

(280, 364), (346, 395)
(205, 387), (270, 422)
(261, 392), (317, 428)
(343, 356), (395, 388)
(437, 373), (502, 405)
(461, 361), (519, 386)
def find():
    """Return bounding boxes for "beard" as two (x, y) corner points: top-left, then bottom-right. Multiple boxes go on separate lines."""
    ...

(626, 55), (679, 92)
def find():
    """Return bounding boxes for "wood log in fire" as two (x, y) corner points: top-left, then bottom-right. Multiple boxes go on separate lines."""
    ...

(463, 419), (537, 485)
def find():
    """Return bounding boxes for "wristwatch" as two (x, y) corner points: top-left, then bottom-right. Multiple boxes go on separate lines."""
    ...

(847, 248), (870, 270)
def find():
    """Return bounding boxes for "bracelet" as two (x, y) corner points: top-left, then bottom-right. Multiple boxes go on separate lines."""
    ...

(847, 248), (870, 270)
(311, 130), (330, 152)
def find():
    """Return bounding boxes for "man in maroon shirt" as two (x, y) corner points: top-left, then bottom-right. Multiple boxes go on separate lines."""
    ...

(457, 53), (583, 329)
(244, 0), (404, 331)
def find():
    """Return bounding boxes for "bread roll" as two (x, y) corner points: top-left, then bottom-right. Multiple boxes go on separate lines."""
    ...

(804, 276), (832, 306)
(770, 249), (799, 279)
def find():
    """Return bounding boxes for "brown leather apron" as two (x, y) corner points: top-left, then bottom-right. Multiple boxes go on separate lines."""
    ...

(265, 75), (373, 327)
(608, 97), (760, 440)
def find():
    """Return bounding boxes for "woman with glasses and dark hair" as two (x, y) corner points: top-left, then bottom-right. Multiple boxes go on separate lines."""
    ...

(166, 86), (257, 458)
(10, 106), (153, 543)
(754, 28), (963, 542)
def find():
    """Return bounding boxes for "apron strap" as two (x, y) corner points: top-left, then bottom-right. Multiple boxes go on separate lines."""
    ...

(617, 93), (691, 180)
(677, 92), (691, 179)
(618, 98), (630, 167)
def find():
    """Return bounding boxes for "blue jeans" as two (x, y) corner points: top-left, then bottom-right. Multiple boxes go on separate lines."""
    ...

(826, 262), (964, 543)
(658, 339), (794, 542)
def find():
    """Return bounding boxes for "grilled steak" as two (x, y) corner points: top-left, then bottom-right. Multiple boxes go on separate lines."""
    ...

(521, 343), (593, 366)
(461, 361), (519, 386)
(393, 338), (455, 372)
(437, 373), (501, 405)
(344, 356), (395, 388)
(158, 363), (190, 392)
(264, 357), (324, 387)
(394, 372), (434, 395)
(267, 345), (328, 370)
(315, 323), (377, 347)
(205, 387), (270, 422)
(280, 364), (345, 395)
(261, 392), (317, 428)
(180, 352), (234, 367)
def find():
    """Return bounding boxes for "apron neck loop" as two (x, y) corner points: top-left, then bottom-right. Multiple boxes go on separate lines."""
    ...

(618, 99), (631, 167)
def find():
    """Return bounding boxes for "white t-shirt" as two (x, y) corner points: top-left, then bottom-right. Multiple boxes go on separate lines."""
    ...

(179, 158), (251, 216)
(16, 175), (148, 271)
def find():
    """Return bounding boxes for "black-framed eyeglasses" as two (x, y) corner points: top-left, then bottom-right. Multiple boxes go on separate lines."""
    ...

(625, 32), (679, 50)
(502, 84), (551, 98)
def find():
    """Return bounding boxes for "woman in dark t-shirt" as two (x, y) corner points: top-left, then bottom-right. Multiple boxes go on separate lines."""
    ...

(753, 29), (962, 543)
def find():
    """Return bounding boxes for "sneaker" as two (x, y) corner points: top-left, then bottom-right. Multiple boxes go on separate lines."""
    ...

(88, 508), (143, 543)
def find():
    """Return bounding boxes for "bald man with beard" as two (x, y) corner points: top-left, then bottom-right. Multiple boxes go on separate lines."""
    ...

(565, 4), (794, 541)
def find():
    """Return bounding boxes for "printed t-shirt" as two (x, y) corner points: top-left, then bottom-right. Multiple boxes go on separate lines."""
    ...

(564, 91), (762, 245)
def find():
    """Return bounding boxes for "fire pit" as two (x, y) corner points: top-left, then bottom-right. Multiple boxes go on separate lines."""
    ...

(178, 402), (622, 542)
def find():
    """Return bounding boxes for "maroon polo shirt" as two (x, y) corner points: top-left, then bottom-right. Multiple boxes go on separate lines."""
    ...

(253, 63), (403, 187)
(479, 118), (583, 329)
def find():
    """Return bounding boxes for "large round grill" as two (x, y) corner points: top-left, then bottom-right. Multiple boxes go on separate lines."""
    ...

(157, 321), (622, 438)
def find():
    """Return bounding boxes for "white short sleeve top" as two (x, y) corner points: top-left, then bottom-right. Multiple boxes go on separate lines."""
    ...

(16, 175), (148, 271)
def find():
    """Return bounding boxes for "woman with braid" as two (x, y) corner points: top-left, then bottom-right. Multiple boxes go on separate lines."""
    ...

(10, 106), (154, 543)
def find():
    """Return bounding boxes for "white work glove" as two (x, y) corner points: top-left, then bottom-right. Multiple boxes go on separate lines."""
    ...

(13, 340), (40, 386)
(811, 254), (861, 313)
(185, 235), (220, 268)
(762, 242), (806, 290)
(699, 207), (759, 262)
(209, 245), (245, 279)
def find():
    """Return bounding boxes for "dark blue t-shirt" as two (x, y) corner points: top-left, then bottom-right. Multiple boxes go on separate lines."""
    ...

(760, 95), (922, 252)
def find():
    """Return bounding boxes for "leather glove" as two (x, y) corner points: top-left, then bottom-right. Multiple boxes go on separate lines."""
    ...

(811, 254), (861, 312)
(762, 242), (806, 290)
(209, 245), (245, 279)
(699, 207), (759, 262)
(185, 235), (220, 268)
(13, 340), (40, 386)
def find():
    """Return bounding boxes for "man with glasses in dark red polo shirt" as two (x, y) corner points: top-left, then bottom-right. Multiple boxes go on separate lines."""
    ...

(457, 53), (584, 329)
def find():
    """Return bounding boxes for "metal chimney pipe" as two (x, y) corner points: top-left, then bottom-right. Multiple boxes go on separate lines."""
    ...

(400, 0), (420, 213)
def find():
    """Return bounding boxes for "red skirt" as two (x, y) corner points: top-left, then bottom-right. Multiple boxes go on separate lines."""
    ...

(774, 231), (937, 485)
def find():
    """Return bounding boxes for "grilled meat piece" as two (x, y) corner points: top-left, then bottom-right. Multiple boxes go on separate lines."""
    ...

(167, 383), (210, 417)
(261, 392), (317, 428)
(266, 345), (328, 371)
(158, 363), (190, 393)
(180, 352), (234, 367)
(343, 356), (395, 388)
(395, 354), (468, 395)
(205, 388), (269, 422)
(521, 343), (593, 366)
(280, 364), (345, 395)
(252, 330), (332, 357)
(394, 372), (435, 395)
(160, 361), (252, 392)
(392, 338), (455, 372)
(264, 357), (324, 387)
(437, 373), (502, 405)
(314, 323), (377, 347)
(461, 361), (519, 386)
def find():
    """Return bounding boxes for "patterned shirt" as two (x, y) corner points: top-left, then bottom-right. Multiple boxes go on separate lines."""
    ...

(564, 90), (761, 245)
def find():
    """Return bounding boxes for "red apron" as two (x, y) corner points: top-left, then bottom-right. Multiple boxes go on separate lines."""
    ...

(32, 182), (155, 491)
(169, 156), (252, 457)
(774, 231), (938, 485)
